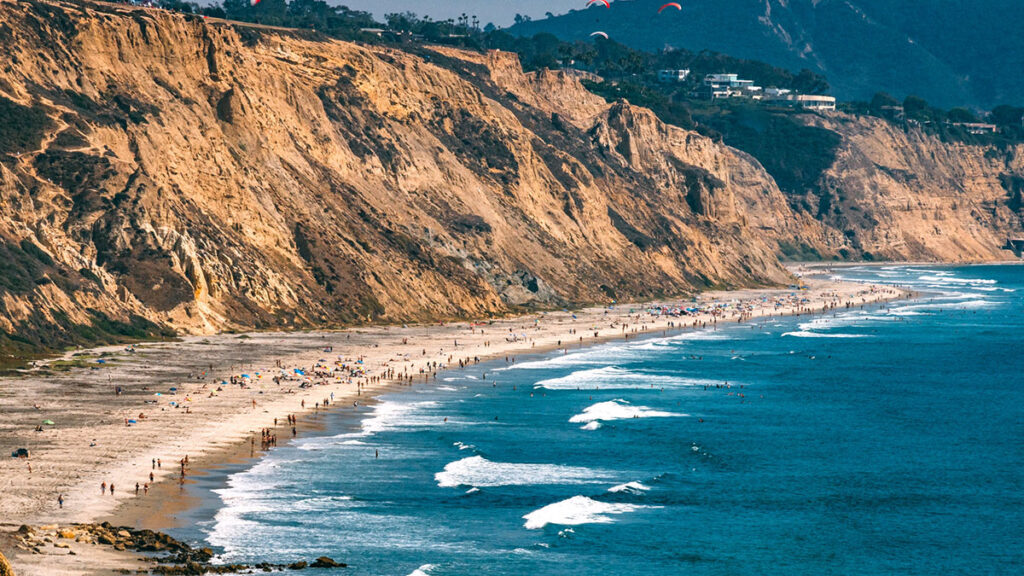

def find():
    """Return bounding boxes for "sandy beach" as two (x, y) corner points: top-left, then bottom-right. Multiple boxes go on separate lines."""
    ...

(0, 271), (908, 575)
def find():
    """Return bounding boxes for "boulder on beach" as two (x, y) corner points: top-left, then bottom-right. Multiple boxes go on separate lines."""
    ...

(311, 556), (346, 568)
(0, 548), (15, 576)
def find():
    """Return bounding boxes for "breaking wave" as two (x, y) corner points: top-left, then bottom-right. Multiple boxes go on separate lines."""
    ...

(535, 366), (712, 390)
(523, 495), (660, 529)
(569, 399), (685, 423)
(435, 456), (611, 488)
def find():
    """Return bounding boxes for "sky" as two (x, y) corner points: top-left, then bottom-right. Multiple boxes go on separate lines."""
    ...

(335, 0), (581, 28)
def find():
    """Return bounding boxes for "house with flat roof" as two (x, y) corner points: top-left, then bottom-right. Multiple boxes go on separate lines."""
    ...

(657, 69), (690, 83)
(952, 122), (997, 134)
(765, 94), (836, 111)
(698, 73), (763, 100)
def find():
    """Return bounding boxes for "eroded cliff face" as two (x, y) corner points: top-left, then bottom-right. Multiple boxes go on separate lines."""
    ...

(798, 113), (1024, 261)
(0, 0), (803, 352)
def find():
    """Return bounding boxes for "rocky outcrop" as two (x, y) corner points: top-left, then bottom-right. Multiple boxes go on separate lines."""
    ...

(0, 546), (14, 576)
(7, 523), (344, 573)
(0, 0), (805, 356)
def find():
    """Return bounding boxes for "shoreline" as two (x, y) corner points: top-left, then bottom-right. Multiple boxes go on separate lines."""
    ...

(0, 273), (909, 575)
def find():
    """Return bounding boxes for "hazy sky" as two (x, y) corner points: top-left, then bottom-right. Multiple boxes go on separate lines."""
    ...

(336, 0), (581, 28)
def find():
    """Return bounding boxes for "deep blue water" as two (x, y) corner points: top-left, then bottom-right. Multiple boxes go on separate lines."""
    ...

(180, 265), (1024, 575)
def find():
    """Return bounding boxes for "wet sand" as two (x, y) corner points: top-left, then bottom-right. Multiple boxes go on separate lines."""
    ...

(0, 273), (908, 575)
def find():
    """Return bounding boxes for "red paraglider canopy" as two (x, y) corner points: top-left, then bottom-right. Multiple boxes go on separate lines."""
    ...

(658, 2), (682, 13)
(587, 0), (611, 8)
(590, 31), (609, 39)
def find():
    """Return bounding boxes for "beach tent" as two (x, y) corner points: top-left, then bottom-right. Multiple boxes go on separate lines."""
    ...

(11, 448), (29, 458)
(42, 420), (55, 425)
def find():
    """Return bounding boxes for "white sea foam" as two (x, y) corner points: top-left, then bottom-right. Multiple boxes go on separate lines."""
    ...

(500, 345), (634, 371)
(297, 400), (446, 450)
(888, 298), (996, 315)
(292, 495), (353, 512)
(497, 328), (729, 372)
(535, 366), (712, 390)
(361, 400), (441, 435)
(523, 496), (660, 529)
(781, 331), (869, 338)
(917, 274), (997, 285)
(437, 386), (458, 391)
(608, 481), (650, 494)
(580, 421), (602, 431)
(628, 330), (732, 350)
(209, 458), (294, 553)
(569, 399), (685, 423)
(798, 310), (887, 332)
(435, 456), (610, 488)
(408, 564), (436, 576)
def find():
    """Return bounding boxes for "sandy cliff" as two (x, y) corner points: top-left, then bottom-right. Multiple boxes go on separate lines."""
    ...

(0, 0), (804, 354)
(799, 113), (1024, 261)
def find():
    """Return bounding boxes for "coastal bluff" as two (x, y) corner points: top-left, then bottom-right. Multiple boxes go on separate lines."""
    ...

(0, 0), (1019, 359)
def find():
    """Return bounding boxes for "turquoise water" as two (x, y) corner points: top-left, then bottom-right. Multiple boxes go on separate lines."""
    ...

(181, 265), (1023, 575)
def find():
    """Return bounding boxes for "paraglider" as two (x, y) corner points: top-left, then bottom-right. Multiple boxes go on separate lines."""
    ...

(658, 2), (682, 12)
(250, 0), (261, 5)
(590, 31), (609, 39)
(587, 0), (611, 8)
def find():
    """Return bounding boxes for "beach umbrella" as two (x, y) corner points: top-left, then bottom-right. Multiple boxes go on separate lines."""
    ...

(128, 419), (137, 424)
(42, 420), (55, 425)
(169, 387), (177, 391)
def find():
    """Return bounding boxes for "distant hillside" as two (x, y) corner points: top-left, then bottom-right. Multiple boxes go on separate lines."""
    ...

(509, 0), (1024, 109)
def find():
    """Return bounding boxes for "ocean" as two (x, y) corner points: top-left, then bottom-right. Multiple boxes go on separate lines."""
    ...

(174, 265), (1024, 575)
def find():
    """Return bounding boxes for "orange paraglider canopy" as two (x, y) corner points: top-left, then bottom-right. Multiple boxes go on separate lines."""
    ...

(658, 2), (682, 13)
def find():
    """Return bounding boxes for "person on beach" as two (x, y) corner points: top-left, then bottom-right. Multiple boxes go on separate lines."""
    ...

(101, 481), (106, 495)
(58, 494), (64, 509)
(110, 483), (115, 496)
